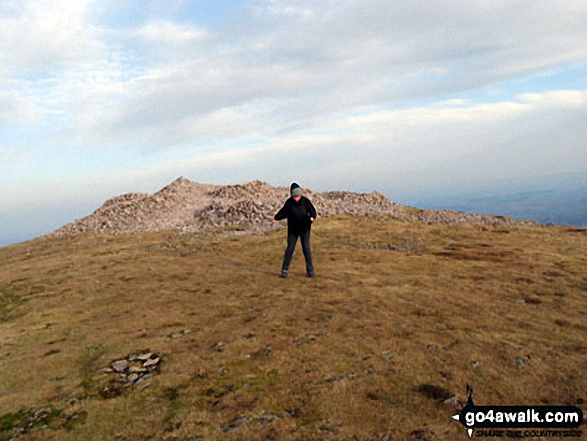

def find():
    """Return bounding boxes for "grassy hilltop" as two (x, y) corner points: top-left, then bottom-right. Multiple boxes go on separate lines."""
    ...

(0, 214), (585, 440)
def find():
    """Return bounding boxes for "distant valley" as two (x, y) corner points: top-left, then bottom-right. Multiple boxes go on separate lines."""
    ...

(415, 187), (587, 228)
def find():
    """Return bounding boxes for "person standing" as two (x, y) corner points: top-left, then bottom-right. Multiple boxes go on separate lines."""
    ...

(272, 183), (317, 278)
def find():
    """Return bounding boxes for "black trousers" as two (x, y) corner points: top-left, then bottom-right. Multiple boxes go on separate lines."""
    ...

(282, 228), (314, 274)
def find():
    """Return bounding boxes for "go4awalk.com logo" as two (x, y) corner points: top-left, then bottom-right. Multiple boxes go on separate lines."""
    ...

(451, 386), (584, 438)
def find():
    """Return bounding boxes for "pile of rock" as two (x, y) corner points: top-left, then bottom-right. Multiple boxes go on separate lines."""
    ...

(101, 352), (161, 389)
(311, 190), (404, 218)
(196, 199), (282, 231)
(48, 177), (539, 238)
(194, 181), (289, 232)
(2, 407), (61, 439)
(207, 180), (280, 201)
(51, 178), (218, 236)
(403, 208), (536, 226)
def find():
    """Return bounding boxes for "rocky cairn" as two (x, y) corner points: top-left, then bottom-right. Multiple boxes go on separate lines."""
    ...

(99, 352), (162, 397)
(49, 177), (537, 238)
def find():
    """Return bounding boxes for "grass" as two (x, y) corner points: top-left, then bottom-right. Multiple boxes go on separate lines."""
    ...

(0, 214), (585, 440)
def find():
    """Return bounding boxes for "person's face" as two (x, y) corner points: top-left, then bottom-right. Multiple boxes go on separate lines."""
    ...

(293, 195), (301, 202)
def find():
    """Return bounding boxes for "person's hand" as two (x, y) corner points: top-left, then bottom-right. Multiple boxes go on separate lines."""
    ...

(310, 217), (314, 222)
(272, 214), (276, 220)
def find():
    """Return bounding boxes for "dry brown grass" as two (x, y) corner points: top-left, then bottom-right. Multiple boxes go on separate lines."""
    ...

(0, 214), (585, 440)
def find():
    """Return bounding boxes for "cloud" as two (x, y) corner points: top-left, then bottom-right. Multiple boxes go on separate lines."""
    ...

(4, 0), (587, 152)
(517, 90), (587, 107)
(0, 89), (29, 124)
(264, 0), (313, 18)
(27, 88), (579, 199)
(131, 21), (207, 44)
(0, 0), (106, 75)
(1, 0), (587, 244)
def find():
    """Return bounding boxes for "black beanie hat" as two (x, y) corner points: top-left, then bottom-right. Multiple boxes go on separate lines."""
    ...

(290, 182), (301, 196)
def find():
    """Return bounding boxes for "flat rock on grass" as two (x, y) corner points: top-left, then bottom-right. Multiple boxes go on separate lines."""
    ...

(101, 352), (162, 391)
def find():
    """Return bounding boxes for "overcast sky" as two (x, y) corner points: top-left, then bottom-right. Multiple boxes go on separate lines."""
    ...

(1, 0), (586, 245)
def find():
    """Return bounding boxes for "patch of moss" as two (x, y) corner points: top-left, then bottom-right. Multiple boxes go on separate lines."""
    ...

(0, 406), (62, 440)
(78, 344), (105, 393)
(0, 283), (26, 322)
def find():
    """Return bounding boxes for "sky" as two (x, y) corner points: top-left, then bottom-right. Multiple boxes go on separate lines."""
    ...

(1, 0), (586, 245)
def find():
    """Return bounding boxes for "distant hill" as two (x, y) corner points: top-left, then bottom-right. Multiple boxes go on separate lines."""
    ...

(429, 187), (587, 228)
(405, 172), (587, 228)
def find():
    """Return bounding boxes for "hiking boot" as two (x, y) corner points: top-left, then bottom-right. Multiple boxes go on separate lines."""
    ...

(280, 270), (288, 278)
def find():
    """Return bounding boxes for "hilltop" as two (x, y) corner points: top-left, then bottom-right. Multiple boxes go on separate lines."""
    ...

(0, 180), (584, 440)
(49, 177), (538, 239)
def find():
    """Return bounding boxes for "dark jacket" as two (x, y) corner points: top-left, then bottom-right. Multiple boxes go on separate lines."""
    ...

(274, 195), (317, 233)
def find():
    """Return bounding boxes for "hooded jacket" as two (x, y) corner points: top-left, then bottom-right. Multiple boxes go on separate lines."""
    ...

(274, 183), (317, 233)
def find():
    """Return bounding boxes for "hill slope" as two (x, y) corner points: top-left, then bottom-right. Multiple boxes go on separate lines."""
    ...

(0, 214), (585, 440)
